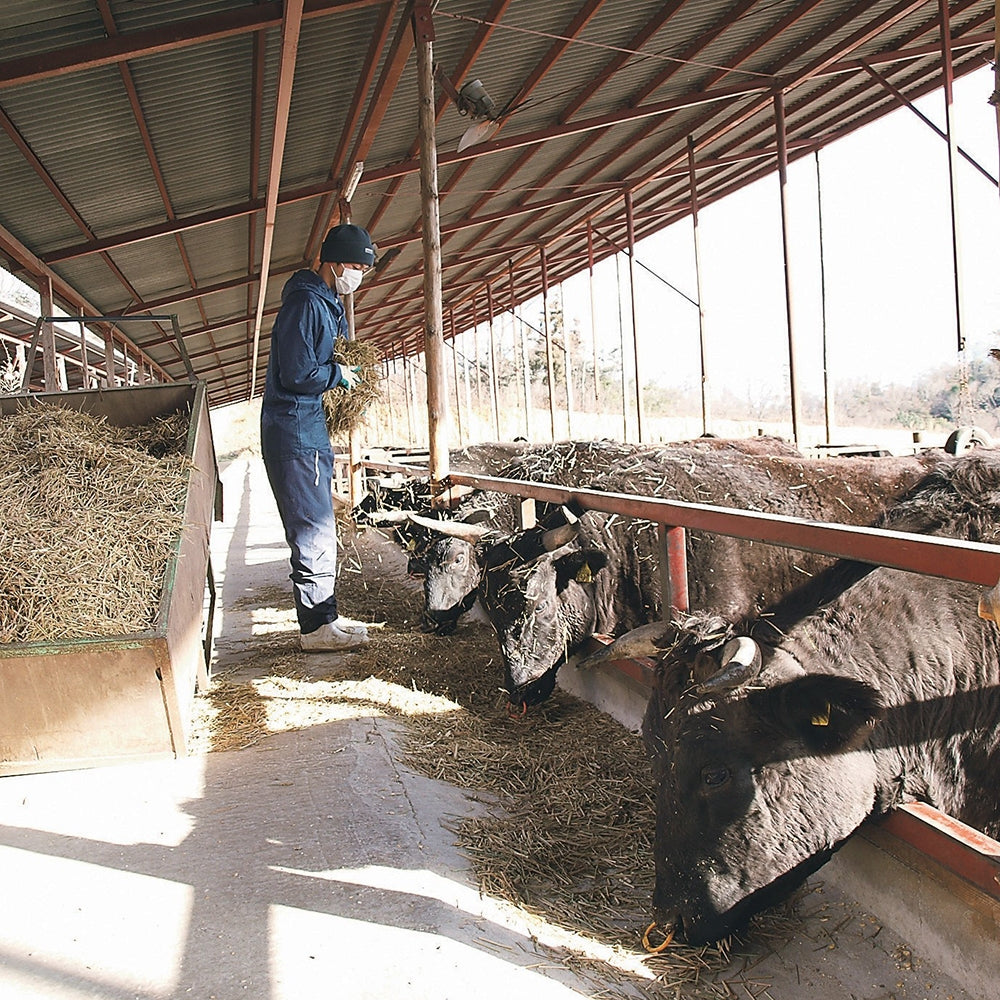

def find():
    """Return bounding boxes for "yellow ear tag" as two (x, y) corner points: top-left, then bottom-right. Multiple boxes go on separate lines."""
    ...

(811, 702), (831, 727)
(575, 562), (593, 584)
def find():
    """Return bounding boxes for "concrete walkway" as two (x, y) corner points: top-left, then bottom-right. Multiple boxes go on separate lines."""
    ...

(0, 453), (982, 999)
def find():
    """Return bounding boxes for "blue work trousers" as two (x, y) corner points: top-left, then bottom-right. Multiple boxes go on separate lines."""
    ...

(262, 445), (339, 634)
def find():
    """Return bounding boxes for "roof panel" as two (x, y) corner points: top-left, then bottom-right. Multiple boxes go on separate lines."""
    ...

(0, 0), (992, 401)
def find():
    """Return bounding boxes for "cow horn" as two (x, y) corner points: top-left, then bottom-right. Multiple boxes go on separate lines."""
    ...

(368, 509), (414, 524)
(405, 511), (494, 541)
(696, 636), (762, 695)
(576, 622), (668, 669)
(540, 520), (580, 551)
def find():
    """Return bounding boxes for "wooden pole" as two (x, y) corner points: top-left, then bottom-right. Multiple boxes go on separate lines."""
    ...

(687, 136), (710, 435)
(774, 89), (803, 445)
(413, 4), (450, 492)
(340, 198), (364, 508)
(104, 327), (115, 387)
(39, 275), (58, 391)
(624, 189), (645, 443)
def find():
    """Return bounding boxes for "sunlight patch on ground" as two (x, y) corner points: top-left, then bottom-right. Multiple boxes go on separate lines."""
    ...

(270, 863), (655, 982)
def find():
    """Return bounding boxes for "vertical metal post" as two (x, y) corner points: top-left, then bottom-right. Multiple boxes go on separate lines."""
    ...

(624, 189), (645, 443)
(995, 0), (1000, 196)
(774, 89), (803, 445)
(540, 245), (557, 441)
(815, 151), (834, 444)
(938, 0), (966, 354)
(472, 298), (483, 421)
(586, 221), (600, 407)
(402, 347), (414, 447)
(413, 4), (451, 492)
(657, 524), (689, 615)
(486, 283), (501, 439)
(687, 136), (710, 436)
(449, 310), (464, 447)
(78, 307), (88, 389)
(560, 283), (575, 439)
(510, 259), (533, 440)
(614, 252), (628, 441)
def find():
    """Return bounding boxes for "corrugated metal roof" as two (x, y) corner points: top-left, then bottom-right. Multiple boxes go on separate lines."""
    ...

(0, 0), (994, 405)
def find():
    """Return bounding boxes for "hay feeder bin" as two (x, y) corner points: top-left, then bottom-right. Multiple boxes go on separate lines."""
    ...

(0, 383), (221, 775)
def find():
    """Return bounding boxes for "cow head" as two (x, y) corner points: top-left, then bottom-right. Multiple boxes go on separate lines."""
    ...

(403, 512), (496, 635)
(636, 621), (883, 944)
(479, 518), (609, 709)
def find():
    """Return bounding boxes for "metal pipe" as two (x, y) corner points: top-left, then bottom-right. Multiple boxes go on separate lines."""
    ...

(938, 0), (966, 355)
(687, 136), (709, 435)
(586, 221), (599, 406)
(815, 150), (833, 444)
(774, 89), (802, 445)
(624, 188), (645, 443)
(540, 245), (556, 441)
(486, 283), (501, 439)
(559, 283), (575, 439)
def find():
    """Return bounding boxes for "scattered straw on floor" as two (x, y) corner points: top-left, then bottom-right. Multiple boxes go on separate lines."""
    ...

(0, 403), (192, 644)
(195, 527), (801, 998)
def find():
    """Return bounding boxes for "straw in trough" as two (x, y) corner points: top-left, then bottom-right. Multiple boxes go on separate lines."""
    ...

(0, 403), (192, 644)
(322, 336), (383, 438)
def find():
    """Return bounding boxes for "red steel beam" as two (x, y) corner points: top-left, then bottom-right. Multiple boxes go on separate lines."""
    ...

(0, 0), (385, 89)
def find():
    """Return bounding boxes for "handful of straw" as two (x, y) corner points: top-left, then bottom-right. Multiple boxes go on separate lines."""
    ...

(322, 336), (383, 439)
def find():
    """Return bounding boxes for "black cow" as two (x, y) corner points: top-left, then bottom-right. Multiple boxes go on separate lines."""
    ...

(478, 439), (934, 710)
(590, 451), (1000, 944)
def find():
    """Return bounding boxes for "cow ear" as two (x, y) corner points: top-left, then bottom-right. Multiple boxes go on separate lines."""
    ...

(763, 674), (884, 754)
(554, 548), (607, 591)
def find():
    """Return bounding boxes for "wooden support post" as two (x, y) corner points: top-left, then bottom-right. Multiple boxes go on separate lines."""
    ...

(104, 328), (115, 387)
(413, 4), (450, 494)
(39, 276), (58, 391)
(624, 189), (645, 443)
(341, 198), (364, 508)
(687, 136), (710, 436)
(774, 89), (803, 445)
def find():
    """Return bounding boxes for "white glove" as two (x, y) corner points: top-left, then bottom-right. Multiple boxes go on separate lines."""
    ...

(338, 365), (362, 390)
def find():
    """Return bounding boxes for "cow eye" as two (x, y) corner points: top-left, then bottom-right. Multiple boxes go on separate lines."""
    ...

(701, 765), (730, 788)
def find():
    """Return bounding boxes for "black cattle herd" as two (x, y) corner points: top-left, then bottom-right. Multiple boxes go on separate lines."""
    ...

(363, 438), (1000, 945)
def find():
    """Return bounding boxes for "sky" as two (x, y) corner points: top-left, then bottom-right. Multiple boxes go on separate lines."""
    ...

(554, 64), (1000, 403)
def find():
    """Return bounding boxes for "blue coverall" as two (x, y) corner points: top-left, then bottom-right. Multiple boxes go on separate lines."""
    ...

(260, 269), (350, 635)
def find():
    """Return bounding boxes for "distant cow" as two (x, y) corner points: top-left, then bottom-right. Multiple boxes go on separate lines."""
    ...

(587, 452), (1000, 944)
(477, 439), (935, 710)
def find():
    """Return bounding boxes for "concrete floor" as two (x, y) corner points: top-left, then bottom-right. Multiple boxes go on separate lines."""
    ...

(0, 452), (985, 999)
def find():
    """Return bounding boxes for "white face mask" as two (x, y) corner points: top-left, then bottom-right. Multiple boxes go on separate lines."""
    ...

(334, 267), (364, 295)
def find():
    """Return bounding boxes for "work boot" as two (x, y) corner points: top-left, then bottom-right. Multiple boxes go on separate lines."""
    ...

(300, 621), (369, 652)
(332, 615), (369, 636)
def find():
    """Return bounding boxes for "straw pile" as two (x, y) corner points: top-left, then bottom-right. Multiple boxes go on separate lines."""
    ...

(0, 403), (192, 644)
(322, 336), (383, 438)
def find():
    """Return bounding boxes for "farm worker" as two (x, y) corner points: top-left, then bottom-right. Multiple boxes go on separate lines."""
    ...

(260, 224), (375, 651)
